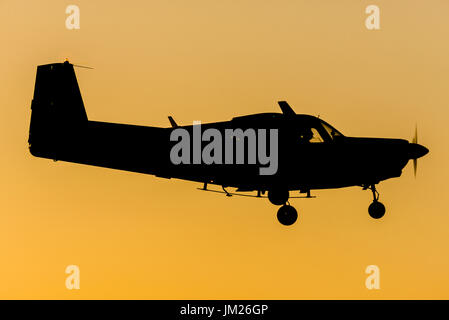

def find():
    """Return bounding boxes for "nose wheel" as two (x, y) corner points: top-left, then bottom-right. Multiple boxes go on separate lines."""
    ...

(366, 184), (386, 219)
(368, 201), (385, 219)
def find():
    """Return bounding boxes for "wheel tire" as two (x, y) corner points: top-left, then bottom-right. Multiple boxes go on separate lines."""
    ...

(368, 201), (386, 219)
(268, 189), (289, 206)
(277, 205), (298, 226)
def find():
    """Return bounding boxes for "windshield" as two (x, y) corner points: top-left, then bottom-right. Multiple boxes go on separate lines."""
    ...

(320, 120), (343, 140)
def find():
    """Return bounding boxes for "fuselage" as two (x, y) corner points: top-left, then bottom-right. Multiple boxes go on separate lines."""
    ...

(29, 112), (426, 192)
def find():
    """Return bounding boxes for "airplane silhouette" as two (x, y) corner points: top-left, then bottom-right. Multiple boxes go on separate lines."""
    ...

(28, 61), (429, 226)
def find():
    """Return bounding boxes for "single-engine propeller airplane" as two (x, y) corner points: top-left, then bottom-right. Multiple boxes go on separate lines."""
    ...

(28, 61), (429, 226)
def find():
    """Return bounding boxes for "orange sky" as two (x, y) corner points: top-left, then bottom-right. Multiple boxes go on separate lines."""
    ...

(0, 0), (448, 299)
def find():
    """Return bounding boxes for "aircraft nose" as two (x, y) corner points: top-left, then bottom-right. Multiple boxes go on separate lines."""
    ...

(408, 143), (429, 159)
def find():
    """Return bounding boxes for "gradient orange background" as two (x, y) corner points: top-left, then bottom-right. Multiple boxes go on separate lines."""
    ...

(1, 0), (448, 299)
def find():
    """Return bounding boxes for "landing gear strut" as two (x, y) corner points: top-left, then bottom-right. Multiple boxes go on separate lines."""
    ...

(367, 184), (386, 219)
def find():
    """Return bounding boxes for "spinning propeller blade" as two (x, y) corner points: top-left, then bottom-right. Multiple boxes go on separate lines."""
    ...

(412, 124), (418, 177)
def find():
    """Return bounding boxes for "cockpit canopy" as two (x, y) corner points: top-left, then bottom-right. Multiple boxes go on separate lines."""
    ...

(296, 116), (343, 143)
(231, 112), (343, 143)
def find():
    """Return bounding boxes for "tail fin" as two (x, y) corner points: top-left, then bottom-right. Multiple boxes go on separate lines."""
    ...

(28, 61), (88, 158)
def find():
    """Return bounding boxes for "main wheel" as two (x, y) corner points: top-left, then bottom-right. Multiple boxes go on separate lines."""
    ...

(368, 201), (386, 219)
(268, 189), (289, 206)
(277, 205), (298, 226)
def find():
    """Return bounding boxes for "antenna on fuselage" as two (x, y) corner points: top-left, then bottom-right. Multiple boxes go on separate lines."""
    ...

(168, 116), (178, 128)
(278, 101), (296, 116)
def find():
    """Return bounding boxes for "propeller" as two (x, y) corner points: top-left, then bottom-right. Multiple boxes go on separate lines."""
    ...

(412, 124), (418, 177)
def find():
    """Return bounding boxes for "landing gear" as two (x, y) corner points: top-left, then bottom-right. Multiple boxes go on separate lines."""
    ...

(366, 184), (386, 219)
(368, 201), (385, 219)
(268, 189), (289, 206)
(268, 188), (299, 225)
(277, 205), (298, 226)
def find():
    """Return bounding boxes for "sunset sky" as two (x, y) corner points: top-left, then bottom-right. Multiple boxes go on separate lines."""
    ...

(1, 0), (448, 299)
